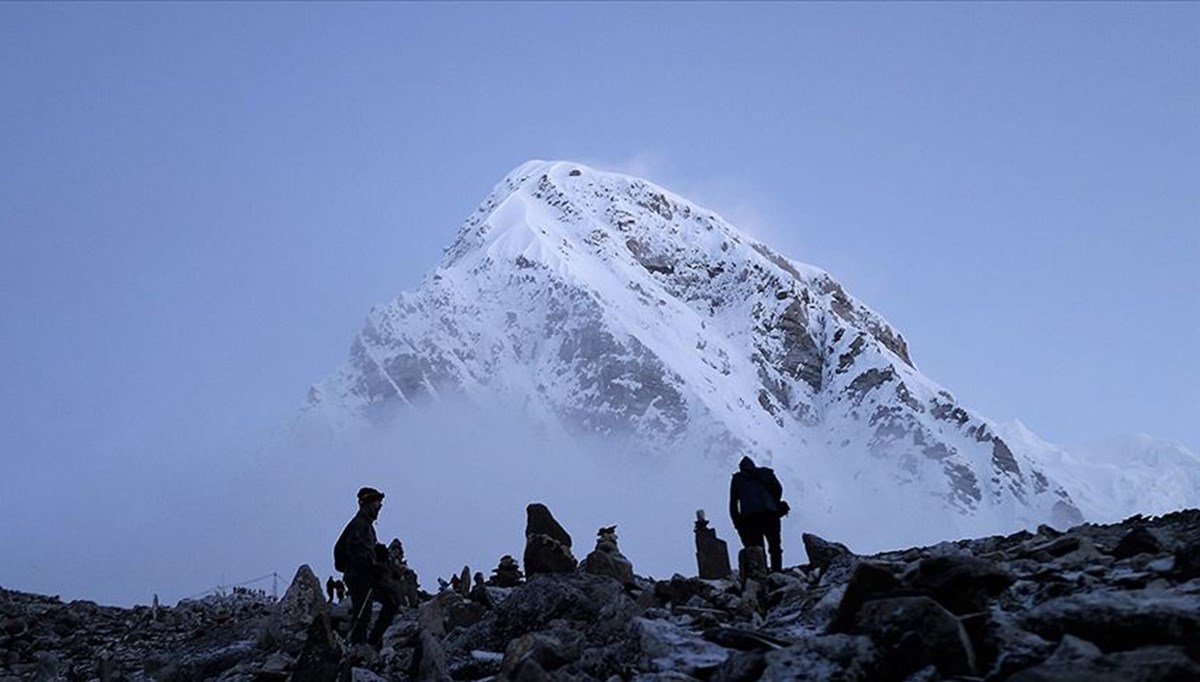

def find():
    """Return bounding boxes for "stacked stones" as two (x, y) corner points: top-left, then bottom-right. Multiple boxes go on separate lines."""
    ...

(694, 509), (732, 580)
(582, 525), (636, 586)
(522, 503), (577, 576)
(487, 556), (524, 588)
(5, 507), (1200, 681)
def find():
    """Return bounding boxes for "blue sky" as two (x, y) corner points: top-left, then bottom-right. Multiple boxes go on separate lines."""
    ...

(1, 3), (1197, 603)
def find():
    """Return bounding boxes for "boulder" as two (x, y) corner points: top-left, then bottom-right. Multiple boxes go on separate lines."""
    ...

(709, 650), (766, 682)
(274, 565), (330, 654)
(419, 590), (481, 638)
(1020, 589), (1200, 655)
(654, 574), (720, 608)
(906, 553), (1014, 615)
(411, 629), (451, 682)
(737, 547), (767, 582)
(496, 574), (642, 641)
(499, 629), (583, 679)
(1007, 635), (1200, 682)
(1112, 526), (1166, 560)
(829, 561), (903, 633)
(851, 596), (976, 679)
(637, 618), (728, 674)
(759, 634), (880, 682)
(290, 613), (342, 682)
(1173, 539), (1200, 579)
(802, 533), (855, 573)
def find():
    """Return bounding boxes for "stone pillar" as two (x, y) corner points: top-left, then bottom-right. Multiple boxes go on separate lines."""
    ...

(694, 510), (732, 580)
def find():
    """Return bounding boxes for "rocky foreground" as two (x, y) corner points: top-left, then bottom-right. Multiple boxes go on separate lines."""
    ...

(4, 508), (1200, 682)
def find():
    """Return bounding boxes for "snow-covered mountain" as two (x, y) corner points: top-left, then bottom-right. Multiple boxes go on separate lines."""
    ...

(999, 424), (1200, 524)
(304, 160), (1196, 548)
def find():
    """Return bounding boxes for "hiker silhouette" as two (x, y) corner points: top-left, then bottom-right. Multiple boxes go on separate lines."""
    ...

(729, 455), (788, 574)
(333, 486), (398, 648)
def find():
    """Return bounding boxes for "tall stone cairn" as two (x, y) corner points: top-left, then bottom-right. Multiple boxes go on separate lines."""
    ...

(694, 510), (732, 580)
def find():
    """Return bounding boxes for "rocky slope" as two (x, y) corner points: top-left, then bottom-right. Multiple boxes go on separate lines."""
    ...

(304, 160), (1096, 546)
(6, 508), (1200, 681)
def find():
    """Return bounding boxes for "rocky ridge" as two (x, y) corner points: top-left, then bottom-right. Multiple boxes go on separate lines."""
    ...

(5, 507), (1200, 681)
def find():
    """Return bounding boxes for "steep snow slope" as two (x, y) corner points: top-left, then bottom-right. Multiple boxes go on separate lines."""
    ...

(305, 160), (1194, 548)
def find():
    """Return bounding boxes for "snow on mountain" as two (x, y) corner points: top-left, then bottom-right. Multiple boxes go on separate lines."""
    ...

(998, 422), (1200, 523)
(303, 160), (1194, 550)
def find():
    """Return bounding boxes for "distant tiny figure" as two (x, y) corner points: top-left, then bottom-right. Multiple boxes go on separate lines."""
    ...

(334, 486), (399, 648)
(384, 539), (420, 607)
(334, 579), (346, 602)
(729, 455), (789, 574)
(326, 576), (336, 603)
(469, 572), (493, 608)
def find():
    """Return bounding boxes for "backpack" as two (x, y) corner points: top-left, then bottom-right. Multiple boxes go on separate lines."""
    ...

(755, 467), (783, 503)
(333, 530), (349, 573)
(755, 467), (790, 517)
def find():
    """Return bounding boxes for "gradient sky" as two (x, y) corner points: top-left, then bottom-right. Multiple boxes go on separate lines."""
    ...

(1, 3), (1197, 603)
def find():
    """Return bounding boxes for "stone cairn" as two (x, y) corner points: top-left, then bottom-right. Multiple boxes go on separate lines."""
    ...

(693, 509), (732, 580)
(582, 525), (636, 586)
(487, 555), (524, 587)
(523, 503), (577, 576)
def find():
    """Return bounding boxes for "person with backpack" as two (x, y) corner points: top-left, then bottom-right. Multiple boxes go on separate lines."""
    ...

(729, 455), (789, 574)
(334, 486), (399, 648)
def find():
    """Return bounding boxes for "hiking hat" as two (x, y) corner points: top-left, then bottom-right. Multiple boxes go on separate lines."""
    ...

(357, 487), (385, 504)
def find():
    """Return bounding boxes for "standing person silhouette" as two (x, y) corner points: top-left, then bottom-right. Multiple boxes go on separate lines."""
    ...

(334, 487), (398, 648)
(729, 455), (788, 574)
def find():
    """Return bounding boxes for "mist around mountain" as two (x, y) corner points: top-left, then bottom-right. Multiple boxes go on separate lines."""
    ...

(301, 160), (1200, 571)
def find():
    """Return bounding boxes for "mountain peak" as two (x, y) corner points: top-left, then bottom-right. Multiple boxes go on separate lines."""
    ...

(308, 161), (1089, 547)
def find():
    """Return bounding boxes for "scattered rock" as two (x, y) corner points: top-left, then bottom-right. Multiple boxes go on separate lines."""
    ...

(6, 507), (1200, 682)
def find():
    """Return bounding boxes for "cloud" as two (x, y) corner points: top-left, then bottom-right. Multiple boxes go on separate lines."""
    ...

(0, 398), (741, 606)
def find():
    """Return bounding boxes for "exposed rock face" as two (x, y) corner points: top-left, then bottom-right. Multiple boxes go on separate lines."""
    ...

(5, 509), (1200, 681)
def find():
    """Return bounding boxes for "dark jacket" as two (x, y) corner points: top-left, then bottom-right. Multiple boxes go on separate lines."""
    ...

(730, 461), (782, 523)
(335, 510), (381, 579)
